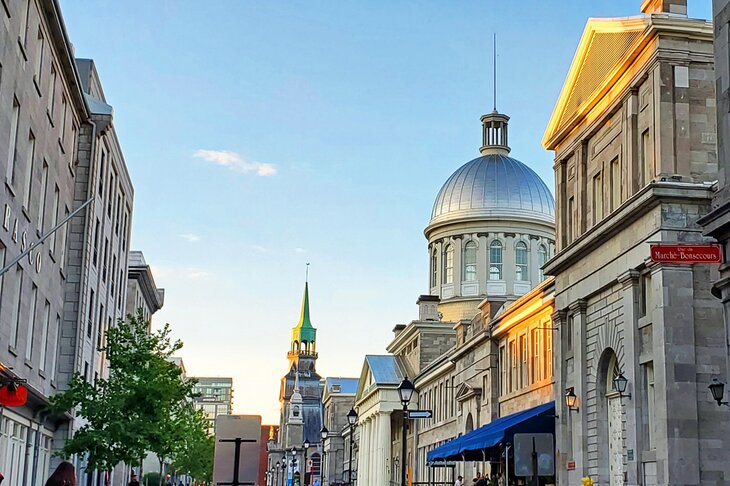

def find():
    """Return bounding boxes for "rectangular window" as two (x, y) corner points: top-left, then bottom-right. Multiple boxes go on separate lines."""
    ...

(20, 0), (31, 46)
(39, 301), (50, 371)
(102, 238), (108, 281)
(37, 161), (48, 230)
(25, 284), (37, 360)
(639, 273), (651, 319)
(108, 171), (115, 217)
(509, 340), (517, 393)
(520, 334), (528, 389)
(645, 362), (656, 449)
(544, 327), (553, 378)
(22, 131), (35, 209)
(93, 219), (100, 266)
(592, 172), (603, 225)
(499, 345), (506, 396)
(50, 315), (60, 380)
(83, 361), (89, 382)
(0, 245), (5, 311)
(49, 186), (59, 253)
(98, 150), (105, 195)
(87, 289), (94, 339)
(531, 328), (540, 383)
(46, 64), (56, 117)
(60, 95), (68, 142)
(97, 304), (104, 349)
(641, 129), (652, 186)
(34, 28), (43, 83)
(10, 266), (22, 348)
(610, 157), (620, 212)
(115, 193), (122, 234)
(567, 197), (574, 243)
(111, 255), (117, 296)
(59, 206), (68, 269)
(6, 99), (20, 184)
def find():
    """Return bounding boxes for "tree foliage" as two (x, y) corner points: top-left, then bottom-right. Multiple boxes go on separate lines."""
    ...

(48, 311), (200, 475)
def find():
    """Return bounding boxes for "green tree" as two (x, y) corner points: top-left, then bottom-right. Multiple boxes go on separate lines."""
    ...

(169, 407), (214, 484)
(49, 311), (195, 478)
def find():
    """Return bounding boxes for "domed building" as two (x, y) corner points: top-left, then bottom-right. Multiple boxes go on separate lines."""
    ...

(426, 110), (556, 322)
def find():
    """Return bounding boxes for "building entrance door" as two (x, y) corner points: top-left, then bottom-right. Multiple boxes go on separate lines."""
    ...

(607, 395), (623, 486)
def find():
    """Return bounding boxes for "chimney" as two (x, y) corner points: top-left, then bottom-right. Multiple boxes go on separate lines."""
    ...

(417, 295), (441, 321)
(640, 0), (687, 16)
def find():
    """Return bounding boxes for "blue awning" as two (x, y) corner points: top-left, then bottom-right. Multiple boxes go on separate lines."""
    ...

(427, 401), (555, 462)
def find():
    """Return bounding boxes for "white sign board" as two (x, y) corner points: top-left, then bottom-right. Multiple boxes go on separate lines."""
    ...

(214, 415), (261, 485)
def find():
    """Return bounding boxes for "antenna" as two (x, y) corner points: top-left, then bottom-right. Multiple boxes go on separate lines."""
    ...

(305, 262), (310, 283)
(493, 32), (497, 112)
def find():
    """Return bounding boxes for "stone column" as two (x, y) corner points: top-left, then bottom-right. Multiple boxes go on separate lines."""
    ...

(569, 301), (587, 482)
(476, 232), (489, 293)
(376, 412), (391, 485)
(504, 233), (516, 293)
(453, 235), (463, 296)
(618, 269), (641, 486)
(652, 264), (699, 485)
(529, 235), (540, 284)
(358, 418), (369, 486)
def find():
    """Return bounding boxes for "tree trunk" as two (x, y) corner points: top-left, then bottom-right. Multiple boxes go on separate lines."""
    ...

(159, 457), (164, 486)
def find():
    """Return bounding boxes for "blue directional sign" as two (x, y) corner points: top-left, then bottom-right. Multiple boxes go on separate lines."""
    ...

(407, 410), (433, 419)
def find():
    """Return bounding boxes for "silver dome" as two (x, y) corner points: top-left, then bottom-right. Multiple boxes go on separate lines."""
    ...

(429, 154), (555, 227)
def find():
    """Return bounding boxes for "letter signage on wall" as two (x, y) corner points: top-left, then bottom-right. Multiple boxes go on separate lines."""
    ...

(650, 244), (722, 264)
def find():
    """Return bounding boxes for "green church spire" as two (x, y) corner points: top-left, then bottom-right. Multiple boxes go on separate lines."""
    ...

(292, 281), (316, 348)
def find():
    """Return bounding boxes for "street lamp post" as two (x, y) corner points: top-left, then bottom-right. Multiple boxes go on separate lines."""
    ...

(303, 439), (310, 486)
(280, 461), (286, 486)
(320, 427), (329, 486)
(275, 461), (280, 486)
(397, 377), (415, 486)
(346, 408), (358, 486)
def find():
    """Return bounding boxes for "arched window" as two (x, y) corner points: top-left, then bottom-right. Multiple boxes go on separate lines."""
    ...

(489, 240), (503, 280)
(430, 250), (438, 288)
(516, 241), (528, 281)
(442, 244), (454, 284)
(463, 241), (477, 282)
(538, 244), (548, 281)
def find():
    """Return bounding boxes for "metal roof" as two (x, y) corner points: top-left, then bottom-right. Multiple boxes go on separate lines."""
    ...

(324, 377), (359, 395)
(429, 154), (555, 227)
(365, 355), (405, 385)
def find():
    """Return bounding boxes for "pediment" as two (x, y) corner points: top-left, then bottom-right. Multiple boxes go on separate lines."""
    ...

(543, 16), (648, 149)
(455, 383), (482, 402)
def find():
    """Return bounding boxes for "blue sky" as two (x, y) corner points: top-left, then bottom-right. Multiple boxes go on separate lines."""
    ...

(59, 1), (712, 424)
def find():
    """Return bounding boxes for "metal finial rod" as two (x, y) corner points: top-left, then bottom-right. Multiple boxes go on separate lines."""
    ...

(493, 32), (497, 112)
(305, 262), (310, 283)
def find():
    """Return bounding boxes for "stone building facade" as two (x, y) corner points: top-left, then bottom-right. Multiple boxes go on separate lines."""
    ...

(126, 250), (164, 324)
(0, 1), (88, 484)
(321, 377), (358, 486)
(543, 1), (730, 485)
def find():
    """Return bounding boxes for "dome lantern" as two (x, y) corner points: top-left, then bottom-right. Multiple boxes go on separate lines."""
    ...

(480, 111), (510, 156)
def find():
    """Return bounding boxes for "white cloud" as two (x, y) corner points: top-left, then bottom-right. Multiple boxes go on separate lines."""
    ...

(251, 245), (268, 253)
(295, 248), (306, 253)
(179, 233), (202, 243)
(187, 270), (212, 280)
(193, 149), (277, 177)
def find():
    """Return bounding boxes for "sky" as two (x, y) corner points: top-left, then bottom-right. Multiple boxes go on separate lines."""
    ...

(59, 1), (712, 424)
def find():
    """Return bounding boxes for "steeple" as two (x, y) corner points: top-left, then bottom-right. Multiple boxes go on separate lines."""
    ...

(291, 281), (317, 355)
(480, 33), (510, 156)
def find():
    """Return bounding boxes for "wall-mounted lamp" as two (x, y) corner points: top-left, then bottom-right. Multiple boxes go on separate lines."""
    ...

(613, 372), (631, 400)
(565, 387), (579, 413)
(709, 378), (729, 407)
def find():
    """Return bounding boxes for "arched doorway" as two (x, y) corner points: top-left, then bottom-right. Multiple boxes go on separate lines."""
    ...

(598, 349), (623, 486)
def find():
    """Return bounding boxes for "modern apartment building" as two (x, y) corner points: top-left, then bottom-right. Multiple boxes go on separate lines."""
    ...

(192, 377), (234, 433)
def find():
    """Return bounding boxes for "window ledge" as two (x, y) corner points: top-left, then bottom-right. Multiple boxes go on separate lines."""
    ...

(21, 206), (31, 223)
(33, 76), (42, 97)
(5, 179), (16, 197)
(499, 378), (553, 402)
(48, 249), (56, 263)
(58, 138), (66, 155)
(17, 37), (27, 61)
(638, 316), (652, 329)
(24, 358), (32, 369)
(7, 345), (17, 357)
(38, 369), (46, 379)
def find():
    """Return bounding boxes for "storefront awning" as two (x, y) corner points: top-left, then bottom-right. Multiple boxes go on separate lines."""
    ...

(426, 401), (555, 462)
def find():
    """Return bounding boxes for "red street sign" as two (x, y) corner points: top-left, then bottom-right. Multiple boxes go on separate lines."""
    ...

(650, 244), (722, 264)
(567, 461), (576, 470)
